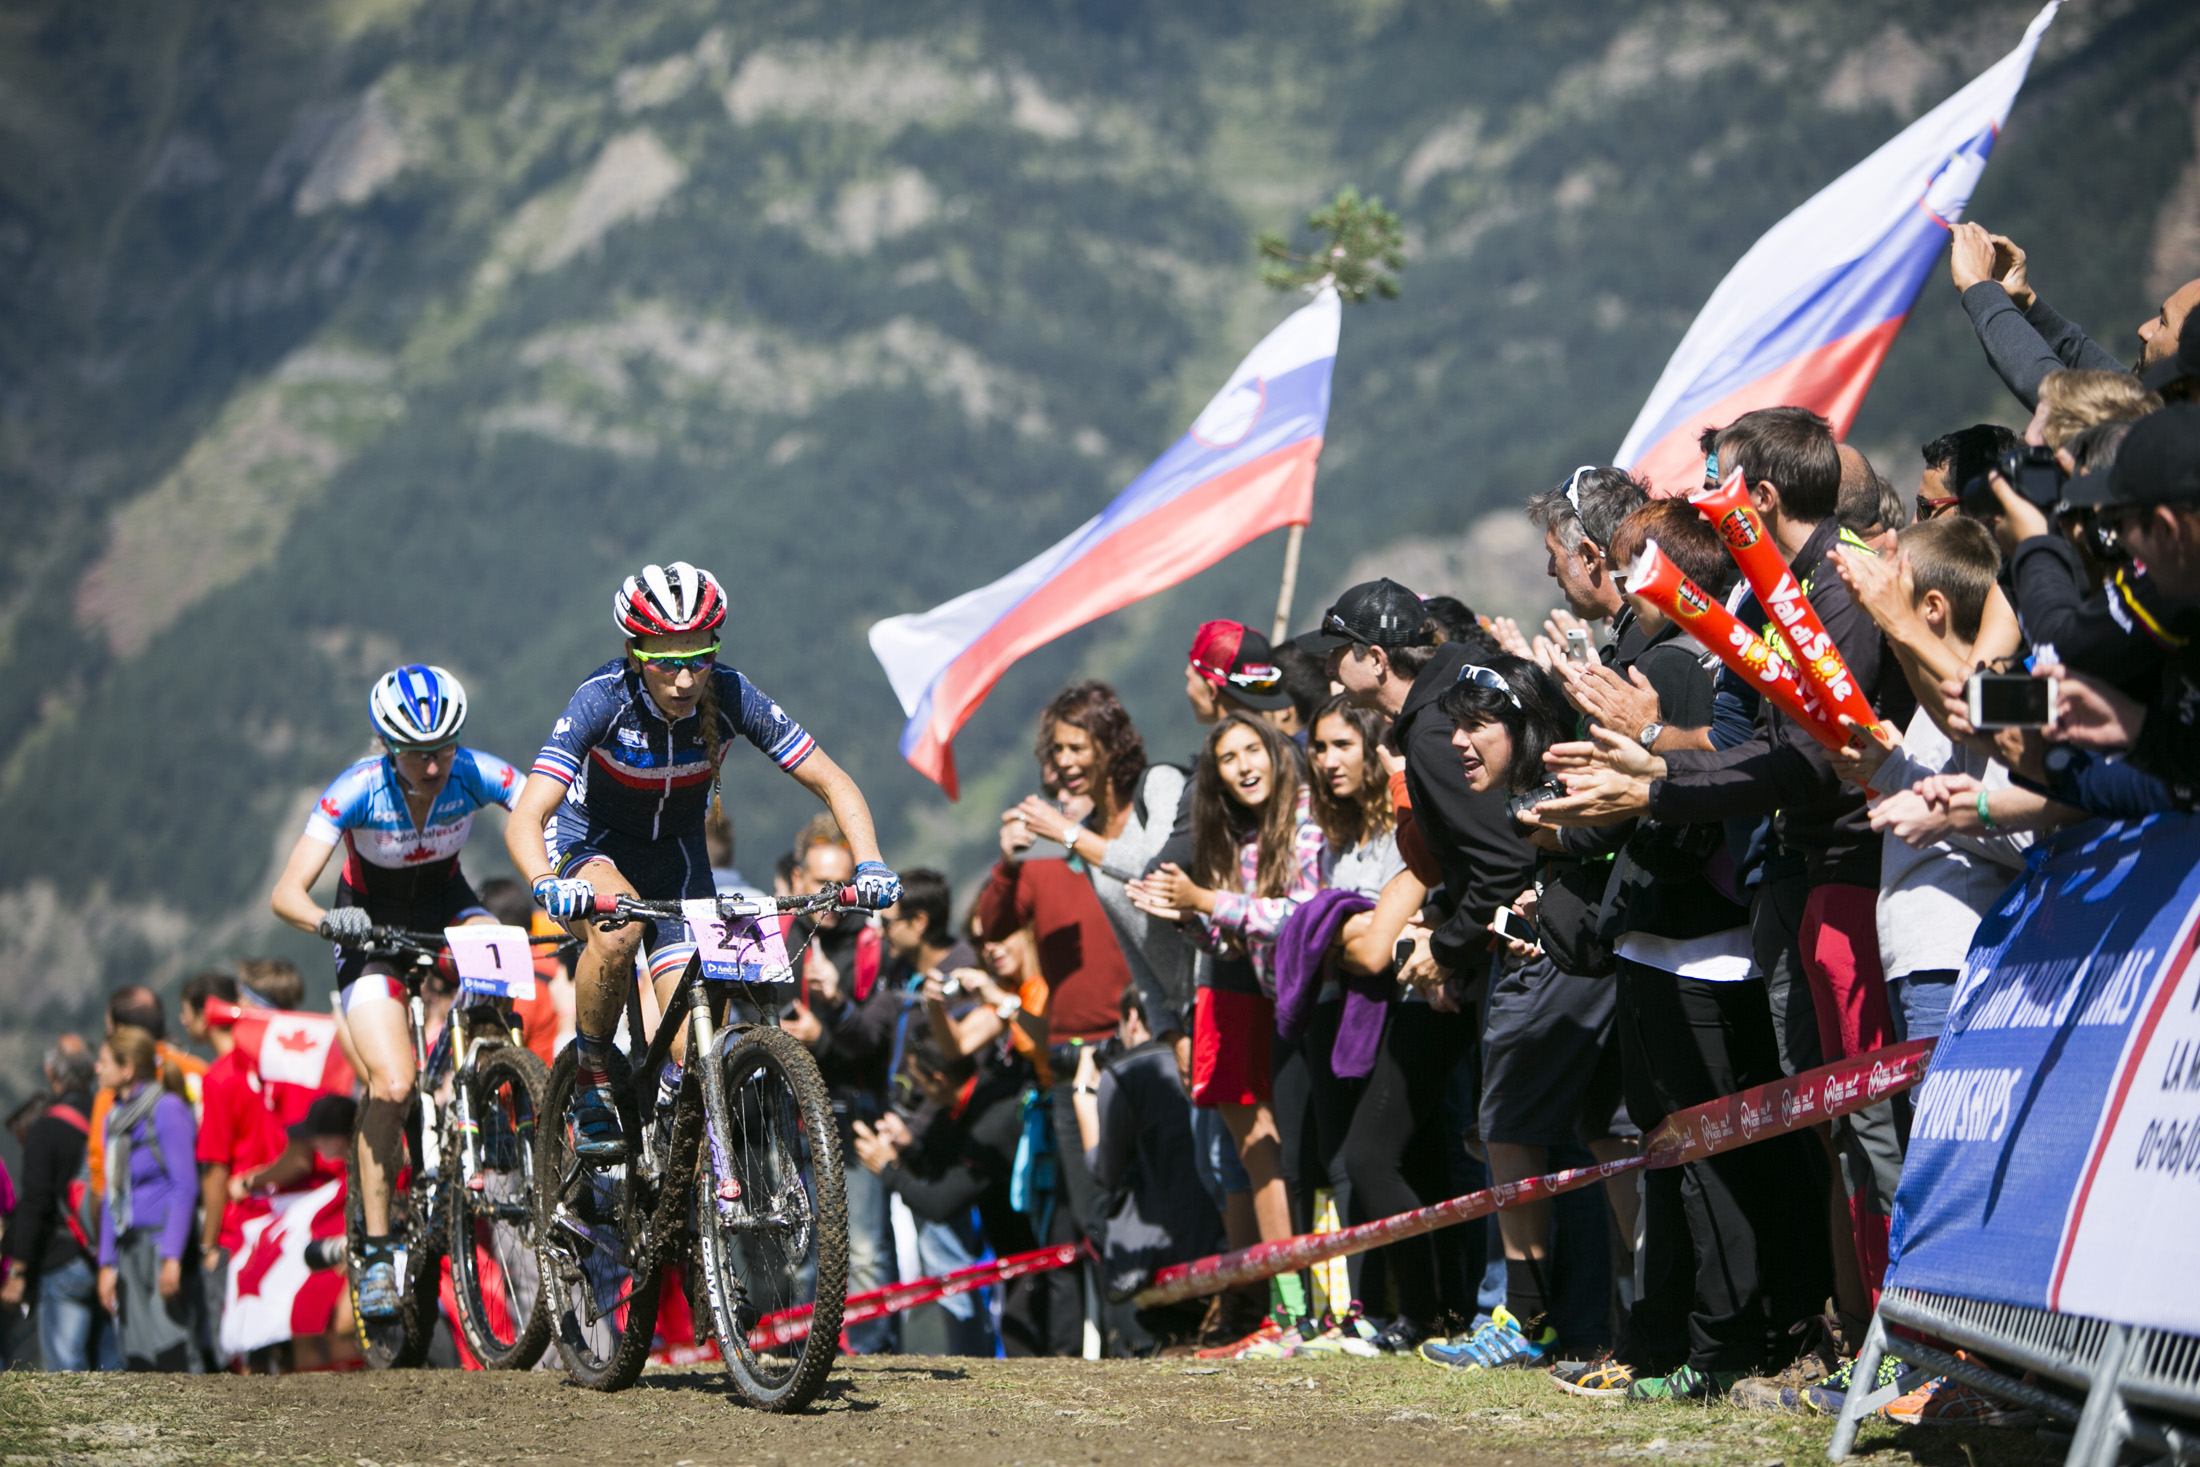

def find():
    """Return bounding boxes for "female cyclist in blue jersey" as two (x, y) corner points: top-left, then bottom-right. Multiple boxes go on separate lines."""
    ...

(269, 664), (522, 1317)
(504, 561), (900, 1161)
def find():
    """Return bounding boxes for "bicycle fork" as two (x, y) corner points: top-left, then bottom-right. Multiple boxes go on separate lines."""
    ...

(688, 972), (744, 1219)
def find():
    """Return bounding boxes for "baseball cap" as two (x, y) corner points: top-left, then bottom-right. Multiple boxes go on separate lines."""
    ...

(2064, 403), (2200, 509)
(290, 1093), (357, 1142)
(1187, 620), (1294, 710)
(1314, 578), (1427, 648)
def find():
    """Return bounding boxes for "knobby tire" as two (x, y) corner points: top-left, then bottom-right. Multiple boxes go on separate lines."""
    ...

(448, 1041), (553, 1370)
(346, 1089), (442, 1369)
(536, 1044), (660, 1390)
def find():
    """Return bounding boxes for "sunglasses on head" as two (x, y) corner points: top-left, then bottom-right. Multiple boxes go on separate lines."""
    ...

(1455, 663), (1522, 708)
(630, 643), (720, 673)
(1702, 450), (1721, 491)
(1561, 464), (1598, 516)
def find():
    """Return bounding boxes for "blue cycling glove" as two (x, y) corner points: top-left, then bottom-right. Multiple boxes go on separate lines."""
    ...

(852, 861), (902, 911)
(533, 874), (596, 920)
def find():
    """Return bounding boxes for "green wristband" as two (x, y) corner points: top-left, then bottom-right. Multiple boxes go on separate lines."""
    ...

(1976, 787), (1997, 831)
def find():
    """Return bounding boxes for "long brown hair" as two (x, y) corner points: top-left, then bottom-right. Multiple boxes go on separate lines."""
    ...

(1035, 681), (1147, 821)
(105, 1025), (187, 1098)
(1307, 696), (1394, 852)
(1191, 714), (1303, 898)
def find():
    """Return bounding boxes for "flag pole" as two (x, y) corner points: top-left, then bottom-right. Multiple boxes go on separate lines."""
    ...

(1270, 523), (1304, 642)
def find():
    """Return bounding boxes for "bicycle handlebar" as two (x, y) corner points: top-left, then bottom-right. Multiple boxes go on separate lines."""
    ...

(584, 888), (862, 925)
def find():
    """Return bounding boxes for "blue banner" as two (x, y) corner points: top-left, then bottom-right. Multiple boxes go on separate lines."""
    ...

(1887, 813), (2200, 1334)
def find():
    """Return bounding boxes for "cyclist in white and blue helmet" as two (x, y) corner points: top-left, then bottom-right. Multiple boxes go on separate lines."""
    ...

(269, 664), (521, 1318)
(505, 561), (900, 1161)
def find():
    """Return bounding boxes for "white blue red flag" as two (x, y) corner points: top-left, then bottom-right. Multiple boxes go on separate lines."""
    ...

(1615, 2), (2058, 495)
(870, 287), (1341, 795)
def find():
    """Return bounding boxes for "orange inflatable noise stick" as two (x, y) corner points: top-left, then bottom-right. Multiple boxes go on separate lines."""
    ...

(1688, 467), (1886, 746)
(1623, 540), (1849, 753)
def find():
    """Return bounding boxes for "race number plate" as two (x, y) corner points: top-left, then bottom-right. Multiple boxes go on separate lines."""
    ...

(682, 899), (793, 985)
(443, 924), (537, 1000)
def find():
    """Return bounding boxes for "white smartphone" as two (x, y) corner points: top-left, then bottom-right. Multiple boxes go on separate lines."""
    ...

(1492, 907), (1538, 945)
(1564, 627), (1593, 664)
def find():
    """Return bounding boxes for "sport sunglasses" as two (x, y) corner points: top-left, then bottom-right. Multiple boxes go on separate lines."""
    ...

(1455, 663), (1522, 708)
(629, 643), (721, 673)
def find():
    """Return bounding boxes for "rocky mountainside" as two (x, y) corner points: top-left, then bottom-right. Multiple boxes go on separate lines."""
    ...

(2, 0), (2196, 1096)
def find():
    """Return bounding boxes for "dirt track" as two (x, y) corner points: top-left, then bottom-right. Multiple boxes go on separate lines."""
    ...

(0, 1356), (2063, 1467)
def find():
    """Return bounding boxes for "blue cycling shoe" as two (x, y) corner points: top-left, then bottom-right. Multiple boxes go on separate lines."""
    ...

(356, 1258), (402, 1319)
(569, 1083), (628, 1161)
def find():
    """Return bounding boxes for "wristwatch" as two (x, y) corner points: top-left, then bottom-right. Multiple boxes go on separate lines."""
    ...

(1637, 719), (1665, 749)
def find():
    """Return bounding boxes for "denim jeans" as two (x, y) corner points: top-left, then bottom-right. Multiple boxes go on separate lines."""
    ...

(842, 1157), (896, 1354)
(38, 1256), (122, 1372)
(1190, 1103), (1250, 1214)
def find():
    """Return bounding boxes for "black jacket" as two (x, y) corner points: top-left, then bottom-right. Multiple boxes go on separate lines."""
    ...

(1395, 643), (1541, 972)
(801, 918), (898, 1118)
(1083, 1042), (1225, 1300)
(3, 1089), (92, 1282)
(880, 1071), (1036, 1260)
(1650, 519), (1912, 887)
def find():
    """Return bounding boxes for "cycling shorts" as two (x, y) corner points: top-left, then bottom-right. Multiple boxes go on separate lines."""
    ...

(548, 807), (709, 985)
(332, 871), (488, 1014)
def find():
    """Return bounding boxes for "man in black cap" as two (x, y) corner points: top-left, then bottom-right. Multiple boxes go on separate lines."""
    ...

(2046, 403), (2200, 805)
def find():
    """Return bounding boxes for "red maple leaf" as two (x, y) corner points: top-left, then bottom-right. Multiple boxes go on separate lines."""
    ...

(234, 1218), (290, 1299)
(274, 1028), (320, 1054)
(401, 843), (436, 863)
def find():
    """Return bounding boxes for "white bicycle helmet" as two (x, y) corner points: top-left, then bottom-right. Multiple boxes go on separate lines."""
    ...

(369, 664), (468, 748)
(613, 560), (727, 637)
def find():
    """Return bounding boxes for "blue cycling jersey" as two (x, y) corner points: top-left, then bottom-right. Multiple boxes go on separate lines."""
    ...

(532, 658), (815, 842)
(305, 747), (522, 900)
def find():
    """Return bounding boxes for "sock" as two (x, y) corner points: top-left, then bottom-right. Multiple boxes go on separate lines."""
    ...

(1270, 1271), (1308, 1328)
(1504, 1257), (1547, 1332)
(575, 1031), (616, 1091)
(362, 1232), (393, 1264)
(655, 1059), (683, 1112)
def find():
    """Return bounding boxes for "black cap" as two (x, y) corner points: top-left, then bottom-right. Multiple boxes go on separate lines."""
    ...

(2065, 404), (2200, 509)
(1314, 579), (1427, 648)
(289, 1093), (357, 1142)
(2141, 326), (2200, 394)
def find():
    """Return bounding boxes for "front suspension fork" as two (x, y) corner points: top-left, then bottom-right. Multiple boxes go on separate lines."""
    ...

(688, 974), (742, 1216)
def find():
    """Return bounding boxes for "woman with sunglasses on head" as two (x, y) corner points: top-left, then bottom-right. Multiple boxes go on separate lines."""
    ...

(1411, 654), (1629, 1375)
(269, 663), (521, 1319)
(503, 562), (900, 1167)
(1128, 712), (1324, 1356)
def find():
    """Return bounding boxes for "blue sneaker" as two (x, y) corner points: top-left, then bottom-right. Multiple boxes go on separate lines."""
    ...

(356, 1258), (401, 1318)
(1417, 1305), (1555, 1371)
(569, 1082), (627, 1161)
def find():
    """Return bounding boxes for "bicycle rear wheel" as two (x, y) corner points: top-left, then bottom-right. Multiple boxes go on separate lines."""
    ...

(535, 1044), (660, 1390)
(695, 1024), (847, 1412)
(345, 1091), (442, 1369)
(449, 1042), (553, 1370)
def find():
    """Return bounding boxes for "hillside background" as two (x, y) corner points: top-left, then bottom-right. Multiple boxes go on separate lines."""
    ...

(3, 0), (2198, 1117)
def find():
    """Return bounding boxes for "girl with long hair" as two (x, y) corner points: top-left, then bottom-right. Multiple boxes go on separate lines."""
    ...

(94, 1026), (197, 1371)
(1129, 713), (1324, 1354)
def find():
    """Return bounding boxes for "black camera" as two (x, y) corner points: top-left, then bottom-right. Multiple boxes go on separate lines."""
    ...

(1506, 775), (1567, 826)
(1960, 444), (2066, 515)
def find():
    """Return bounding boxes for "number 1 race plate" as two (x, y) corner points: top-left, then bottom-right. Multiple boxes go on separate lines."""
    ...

(444, 924), (537, 1000)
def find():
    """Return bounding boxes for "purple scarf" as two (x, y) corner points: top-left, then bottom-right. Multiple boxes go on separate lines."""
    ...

(1273, 888), (1394, 1080)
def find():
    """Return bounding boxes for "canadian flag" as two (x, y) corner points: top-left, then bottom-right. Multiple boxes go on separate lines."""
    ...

(206, 1000), (353, 1098)
(219, 1179), (347, 1359)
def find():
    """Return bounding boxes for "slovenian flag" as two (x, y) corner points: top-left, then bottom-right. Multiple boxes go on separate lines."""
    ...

(1615, 2), (2058, 494)
(871, 287), (1342, 796)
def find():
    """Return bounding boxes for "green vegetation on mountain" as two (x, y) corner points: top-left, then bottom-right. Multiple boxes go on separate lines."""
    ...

(0, 0), (2195, 1087)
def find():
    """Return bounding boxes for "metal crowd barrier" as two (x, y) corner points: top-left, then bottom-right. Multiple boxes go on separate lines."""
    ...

(1830, 1287), (2200, 1465)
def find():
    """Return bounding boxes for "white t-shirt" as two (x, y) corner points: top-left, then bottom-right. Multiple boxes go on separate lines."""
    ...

(1614, 927), (1756, 982)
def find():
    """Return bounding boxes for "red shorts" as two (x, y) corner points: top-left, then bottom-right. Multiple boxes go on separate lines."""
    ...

(1191, 987), (1273, 1108)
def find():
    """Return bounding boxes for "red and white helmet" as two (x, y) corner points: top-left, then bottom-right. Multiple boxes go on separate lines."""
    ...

(613, 561), (726, 638)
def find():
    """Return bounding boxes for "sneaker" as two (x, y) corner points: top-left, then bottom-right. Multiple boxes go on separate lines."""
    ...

(1238, 1325), (1306, 1360)
(1883, 1374), (2039, 1428)
(355, 1258), (402, 1319)
(1197, 1319), (1282, 1360)
(569, 1082), (627, 1161)
(1297, 1310), (1383, 1359)
(1626, 1363), (1740, 1402)
(1805, 1353), (1904, 1415)
(1552, 1356), (1637, 1398)
(1368, 1316), (1424, 1355)
(1418, 1305), (1554, 1371)
(1195, 1289), (1271, 1348)
(1728, 1376), (1809, 1412)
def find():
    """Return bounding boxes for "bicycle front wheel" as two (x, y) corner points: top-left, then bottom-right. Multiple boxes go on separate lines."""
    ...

(345, 1090), (442, 1369)
(535, 1044), (660, 1390)
(449, 1042), (553, 1370)
(695, 1024), (847, 1412)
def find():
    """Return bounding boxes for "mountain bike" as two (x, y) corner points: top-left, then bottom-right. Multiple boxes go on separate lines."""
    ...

(332, 924), (553, 1371)
(535, 888), (850, 1410)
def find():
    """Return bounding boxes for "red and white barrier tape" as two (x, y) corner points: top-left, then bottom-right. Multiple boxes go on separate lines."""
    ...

(1132, 1037), (1934, 1308)
(745, 1241), (1090, 1351)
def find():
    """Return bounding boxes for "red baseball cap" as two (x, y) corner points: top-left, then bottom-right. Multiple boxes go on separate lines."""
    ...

(1187, 620), (1293, 710)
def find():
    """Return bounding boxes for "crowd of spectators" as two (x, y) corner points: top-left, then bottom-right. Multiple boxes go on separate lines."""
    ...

(6, 221), (2197, 1426)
